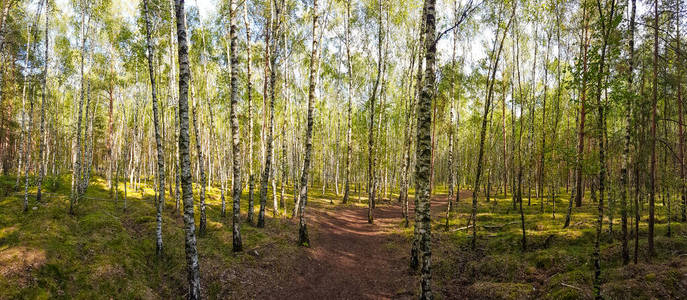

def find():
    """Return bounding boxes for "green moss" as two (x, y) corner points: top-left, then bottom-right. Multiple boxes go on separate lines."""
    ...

(468, 282), (534, 299)
(548, 286), (584, 300)
(1, 176), (685, 299)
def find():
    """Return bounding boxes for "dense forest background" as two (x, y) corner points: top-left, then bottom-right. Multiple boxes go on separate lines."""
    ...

(0, 0), (686, 298)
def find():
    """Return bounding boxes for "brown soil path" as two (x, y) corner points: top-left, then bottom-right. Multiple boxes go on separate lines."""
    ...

(261, 192), (469, 299)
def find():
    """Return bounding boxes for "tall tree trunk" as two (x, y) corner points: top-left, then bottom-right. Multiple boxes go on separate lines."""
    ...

(409, 3), (428, 266)
(620, 0), (636, 266)
(298, 0), (319, 246)
(415, 0), (437, 297)
(228, 0), (243, 252)
(192, 86), (207, 235)
(17, 19), (30, 191)
(81, 83), (94, 194)
(280, 121), (287, 214)
(23, 84), (34, 212)
(259, 0), (282, 227)
(367, 0), (383, 224)
(502, 69), (508, 198)
(107, 62), (115, 198)
(516, 31), (526, 250)
(593, 1), (615, 297)
(174, 0), (201, 296)
(471, 5), (513, 250)
(539, 29), (551, 212)
(144, 0), (166, 256)
(404, 15), (423, 234)
(70, 0), (87, 214)
(168, 0), (180, 215)
(175, 107), (181, 214)
(564, 0), (590, 227)
(342, 0), (353, 204)
(675, 0), (685, 222)
(36, 0), (49, 203)
(648, 0), (658, 258)
(245, 0), (256, 225)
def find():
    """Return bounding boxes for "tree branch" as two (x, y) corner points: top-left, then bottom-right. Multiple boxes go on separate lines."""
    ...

(433, 0), (481, 47)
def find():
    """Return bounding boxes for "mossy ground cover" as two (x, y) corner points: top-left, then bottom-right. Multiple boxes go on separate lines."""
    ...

(0, 175), (303, 299)
(417, 186), (687, 299)
(1, 176), (686, 299)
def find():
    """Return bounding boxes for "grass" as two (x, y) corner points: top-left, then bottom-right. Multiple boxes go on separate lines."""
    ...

(1, 176), (686, 299)
(0, 175), (303, 299)
(422, 185), (687, 299)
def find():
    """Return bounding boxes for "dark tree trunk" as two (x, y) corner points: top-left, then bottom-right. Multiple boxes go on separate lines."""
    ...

(564, 0), (590, 228)
(675, 0), (685, 222)
(592, 1), (616, 297)
(648, 0), (658, 258)
(620, 0), (636, 266)
(471, 5), (513, 250)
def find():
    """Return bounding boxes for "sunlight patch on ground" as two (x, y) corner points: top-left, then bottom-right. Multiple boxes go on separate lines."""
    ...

(0, 246), (47, 283)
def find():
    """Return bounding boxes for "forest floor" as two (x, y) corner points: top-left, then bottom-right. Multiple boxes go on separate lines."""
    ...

(1, 175), (687, 299)
(258, 193), (458, 299)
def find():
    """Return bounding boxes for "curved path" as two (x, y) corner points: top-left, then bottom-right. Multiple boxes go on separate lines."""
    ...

(261, 193), (465, 299)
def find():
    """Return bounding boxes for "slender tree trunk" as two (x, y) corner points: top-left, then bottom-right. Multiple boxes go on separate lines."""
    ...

(36, 0), (49, 203)
(402, 18), (422, 231)
(446, 104), (454, 230)
(502, 73), (508, 198)
(17, 18), (30, 192)
(455, 89), (461, 206)
(648, 0), (658, 258)
(23, 85), (34, 212)
(471, 6), (513, 250)
(228, 0), (243, 252)
(539, 29), (551, 212)
(675, 0), (685, 222)
(174, 0), (201, 296)
(168, 0), (180, 216)
(516, 39), (526, 251)
(342, 0), (353, 204)
(175, 107), (181, 214)
(144, 0), (165, 256)
(620, 0), (636, 266)
(593, 1), (615, 297)
(447, 16), (457, 214)
(191, 88), (207, 235)
(81, 83), (94, 194)
(70, 1), (87, 214)
(367, 0), (383, 224)
(564, 1), (590, 227)
(244, 0), (256, 225)
(298, 0), (319, 246)
(259, 0), (282, 227)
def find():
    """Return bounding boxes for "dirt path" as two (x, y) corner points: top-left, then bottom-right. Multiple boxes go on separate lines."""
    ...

(262, 193), (467, 299)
